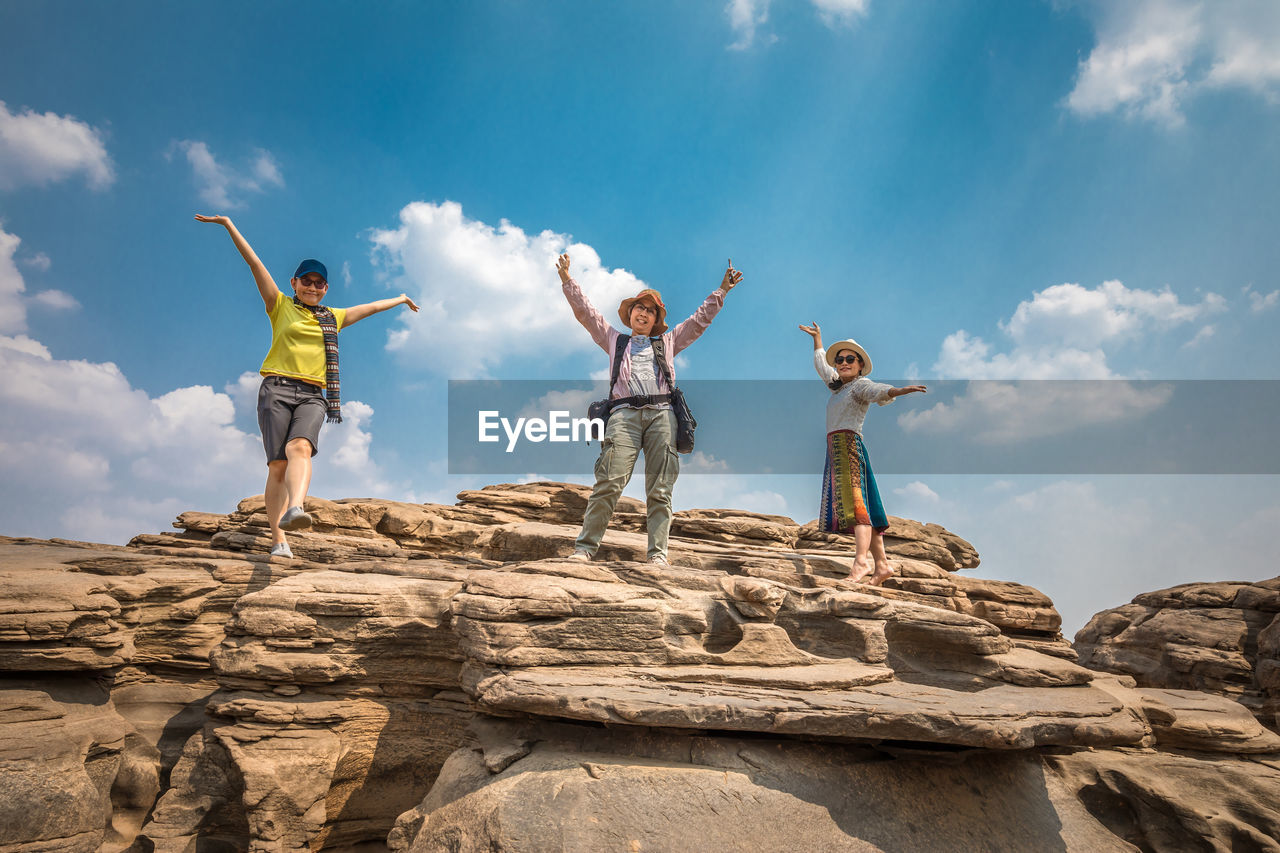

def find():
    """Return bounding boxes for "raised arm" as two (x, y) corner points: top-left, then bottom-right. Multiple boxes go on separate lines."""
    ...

(341, 294), (419, 329)
(556, 253), (611, 350)
(194, 214), (280, 312)
(670, 260), (741, 353)
(801, 321), (838, 384)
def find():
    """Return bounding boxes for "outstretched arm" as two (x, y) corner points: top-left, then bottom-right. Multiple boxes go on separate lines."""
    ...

(341, 294), (419, 329)
(670, 260), (741, 353)
(887, 385), (927, 398)
(802, 321), (838, 384)
(556, 253), (611, 350)
(194, 214), (280, 312)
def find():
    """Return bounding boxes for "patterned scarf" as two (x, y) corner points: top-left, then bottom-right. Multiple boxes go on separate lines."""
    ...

(293, 296), (342, 423)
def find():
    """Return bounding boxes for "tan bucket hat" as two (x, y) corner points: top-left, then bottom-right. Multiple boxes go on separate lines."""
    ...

(825, 339), (873, 377)
(618, 288), (668, 335)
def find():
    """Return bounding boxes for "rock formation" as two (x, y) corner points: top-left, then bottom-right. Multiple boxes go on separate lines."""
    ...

(0, 482), (1277, 851)
(1076, 578), (1280, 732)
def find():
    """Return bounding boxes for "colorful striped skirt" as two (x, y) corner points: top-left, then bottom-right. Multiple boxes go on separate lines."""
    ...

(819, 429), (888, 534)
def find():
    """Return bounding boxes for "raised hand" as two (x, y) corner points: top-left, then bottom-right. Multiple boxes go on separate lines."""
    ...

(720, 258), (743, 293)
(401, 295), (420, 312)
(194, 214), (231, 226)
(798, 321), (821, 339)
(556, 253), (571, 283)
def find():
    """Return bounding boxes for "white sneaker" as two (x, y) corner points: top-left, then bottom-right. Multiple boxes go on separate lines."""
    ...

(280, 506), (313, 531)
(566, 549), (592, 562)
(648, 554), (669, 566)
(269, 541), (294, 559)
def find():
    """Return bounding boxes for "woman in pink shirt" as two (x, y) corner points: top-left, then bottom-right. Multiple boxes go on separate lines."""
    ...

(558, 254), (742, 565)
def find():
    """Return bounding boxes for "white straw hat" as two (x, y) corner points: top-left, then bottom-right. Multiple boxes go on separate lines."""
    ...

(824, 339), (872, 377)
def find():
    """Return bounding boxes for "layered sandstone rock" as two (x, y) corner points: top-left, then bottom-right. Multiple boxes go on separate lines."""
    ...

(1075, 578), (1280, 730)
(0, 482), (1276, 852)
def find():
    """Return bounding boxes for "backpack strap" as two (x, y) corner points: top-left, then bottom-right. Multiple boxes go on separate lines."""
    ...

(608, 333), (630, 398)
(650, 336), (675, 390)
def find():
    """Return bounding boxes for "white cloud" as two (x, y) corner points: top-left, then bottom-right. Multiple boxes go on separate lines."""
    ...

(22, 252), (51, 272)
(342, 261), (353, 287)
(898, 380), (1174, 444)
(1246, 287), (1279, 313)
(1180, 324), (1215, 348)
(683, 451), (732, 474)
(516, 388), (600, 423)
(934, 329), (1112, 379)
(0, 334), (408, 543)
(725, 0), (868, 48)
(250, 149), (283, 187)
(176, 140), (285, 209)
(651, 473), (790, 517)
(894, 481), (939, 502)
(958, 477), (1280, 635)
(932, 280), (1225, 379)
(370, 201), (653, 378)
(726, 0), (775, 50)
(30, 289), (79, 310)
(1067, 0), (1280, 126)
(224, 370), (263, 417)
(0, 228), (27, 334)
(0, 101), (114, 190)
(810, 0), (870, 27)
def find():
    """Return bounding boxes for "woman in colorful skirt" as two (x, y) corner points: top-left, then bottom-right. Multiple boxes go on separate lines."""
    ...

(196, 214), (419, 559)
(799, 322), (926, 585)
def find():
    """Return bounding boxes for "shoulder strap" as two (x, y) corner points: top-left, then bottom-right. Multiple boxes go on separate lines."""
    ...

(608, 334), (630, 397)
(650, 336), (675, 389)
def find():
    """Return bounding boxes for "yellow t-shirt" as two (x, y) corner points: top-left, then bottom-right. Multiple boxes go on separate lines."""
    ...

(259, 292), (348, 385)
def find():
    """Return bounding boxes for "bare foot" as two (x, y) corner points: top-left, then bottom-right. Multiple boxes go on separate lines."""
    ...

(869, 563), (894, 586)
(848, 558), (874, 583)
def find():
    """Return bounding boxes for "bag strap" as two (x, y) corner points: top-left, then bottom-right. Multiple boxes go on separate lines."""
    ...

(650, 336), (676, 390)
(607, 333), (630, 398)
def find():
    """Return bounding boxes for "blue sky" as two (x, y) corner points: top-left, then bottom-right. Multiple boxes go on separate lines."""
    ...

(2, 0), (1278, 633)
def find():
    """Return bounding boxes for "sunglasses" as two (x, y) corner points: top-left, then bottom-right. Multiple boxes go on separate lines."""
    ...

(834, 354), (863, 365)
(296, 278), (328, 290)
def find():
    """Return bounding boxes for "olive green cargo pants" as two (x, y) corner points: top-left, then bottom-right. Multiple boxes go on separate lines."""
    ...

(574, 407), (680, 560)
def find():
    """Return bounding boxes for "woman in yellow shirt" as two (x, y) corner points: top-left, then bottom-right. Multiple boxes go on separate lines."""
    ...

(196, 214), (418, 558)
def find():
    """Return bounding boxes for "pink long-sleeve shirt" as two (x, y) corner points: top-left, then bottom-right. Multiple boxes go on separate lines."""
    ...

(561, 276), (725, 398)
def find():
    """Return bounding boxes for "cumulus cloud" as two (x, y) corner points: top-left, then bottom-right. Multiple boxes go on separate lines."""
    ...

(1068, 0), (1280, 126)
(908, 279), (1218, 445)
(810, 0), (870, 27)
(726, 0), (776, 50)
(1180, 324), (1215, 348)
(30, 289), (79, 310)
(0, 228), (27, 334)
(0, 101), (114, 190)
(683, 451), (733, 474)
(22, 252), (52, 272)
(894, 481), (939, 502)
(726, 0), (869, 49)
(932, 280), (1225, 379)
(176, 141), (285, 209)
(0, 228), (88, 333)
(0, 335), (409, 543)
(1245, 286), (1279, 313)
(898, 380), (1174, 444)
(370, 201), (653, 378)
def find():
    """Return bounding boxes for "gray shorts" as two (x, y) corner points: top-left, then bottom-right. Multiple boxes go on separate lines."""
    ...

(257, 375), (325, 462)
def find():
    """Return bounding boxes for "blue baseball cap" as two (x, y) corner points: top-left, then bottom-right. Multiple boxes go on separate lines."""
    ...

(293, 259), (329, 282)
